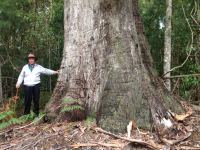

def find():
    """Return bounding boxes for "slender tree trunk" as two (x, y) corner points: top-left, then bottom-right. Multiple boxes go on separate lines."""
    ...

(48, 43), (52, 93)
(46, 0), (183, 133)
(11, 71), (15, 96)
(0, 63), (3, 102)
(163, 0), (172, 91)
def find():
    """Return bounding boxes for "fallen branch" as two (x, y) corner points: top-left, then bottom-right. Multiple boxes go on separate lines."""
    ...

(164, 73), (200, 79)
(70, 143), (98, 148)
(161, 132), (191, 145)
(70, 142), (123, 149)
(15, 121), (35, 130)
(2, 144), (16, 150)
(92, 127), (164, 150)
(175, 146), (200, 150)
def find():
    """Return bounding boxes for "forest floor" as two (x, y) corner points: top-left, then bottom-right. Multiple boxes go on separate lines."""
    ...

(0, 107), (200, 150)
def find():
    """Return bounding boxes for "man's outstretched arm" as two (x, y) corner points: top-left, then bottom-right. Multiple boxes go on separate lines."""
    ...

(39, 65), (59, 75)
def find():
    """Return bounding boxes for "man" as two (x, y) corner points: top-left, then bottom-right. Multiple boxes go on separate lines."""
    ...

(16, 53), (59, 117)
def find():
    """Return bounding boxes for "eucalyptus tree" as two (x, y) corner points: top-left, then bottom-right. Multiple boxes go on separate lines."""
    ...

(46, 0), (184, 133)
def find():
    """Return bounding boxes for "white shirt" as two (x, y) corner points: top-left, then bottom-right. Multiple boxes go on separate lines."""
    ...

(16, 64), (57, 86)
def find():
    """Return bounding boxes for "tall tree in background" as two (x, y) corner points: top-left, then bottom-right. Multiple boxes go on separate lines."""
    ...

(0, 62), (2, 102)
(163, 0), (172, 91)
(0, 55), (8, 102)
(44, 0), (184, 133)
(0, 0), (63, 100)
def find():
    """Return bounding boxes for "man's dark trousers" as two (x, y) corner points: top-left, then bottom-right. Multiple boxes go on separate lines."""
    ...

(24, 83), (40, 116)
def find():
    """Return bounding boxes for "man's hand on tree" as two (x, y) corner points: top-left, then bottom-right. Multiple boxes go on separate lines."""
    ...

(55, 70), (60, 74)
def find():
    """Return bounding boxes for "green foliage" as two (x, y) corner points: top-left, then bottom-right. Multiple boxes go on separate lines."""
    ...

(0, 122), (10, 129)
(139, 0), (197, 75)
(0, 110), (26, 130)
(180, 76), (199, 97)
(0, 110), (14, 121)
(62, 98), (79, 104)
(172, 59), (200, 101)
(32, 113), (45, 125)
(61, 98), (84, 113)
(0, 111), (45, 130)
(0, 0), (63, 100)
(140, 0), (200, 103)
(84, 113), (96, 126)
(39, 91), (51, 110)
(61, 105), (84, 113)
(0, 95), (45, 130)
(19, 112), (36, 121)
(139, 0), (165, 74)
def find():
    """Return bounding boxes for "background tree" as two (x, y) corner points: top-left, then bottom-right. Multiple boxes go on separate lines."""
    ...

(0, 0), (63, 108)
(163, 0), (172, 91)
(0, 61), (3, 102)
(140, 0), (200, 103)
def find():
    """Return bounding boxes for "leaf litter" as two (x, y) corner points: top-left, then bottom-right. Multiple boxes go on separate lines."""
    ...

(0, 106), (199, 150)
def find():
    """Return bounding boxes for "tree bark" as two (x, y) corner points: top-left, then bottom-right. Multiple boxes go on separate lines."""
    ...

(0, 63), (3, 102)
(45, 0), (184, 133)
(163, 0), (172, 91)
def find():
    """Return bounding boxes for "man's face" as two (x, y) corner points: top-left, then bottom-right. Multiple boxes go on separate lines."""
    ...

(28, 58), (35, 64)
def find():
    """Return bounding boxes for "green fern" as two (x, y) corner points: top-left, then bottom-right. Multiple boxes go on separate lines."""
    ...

(84, 116), (95, 126)
(0, 111), (44, 130)
(0, 122), (10, 129)
(0, 111), (15, 121)
(0, 115), (27, 130)
(32, 113), (45, 125)
(61, 98), (85, 113)
(8, 118), (25, 124)
(19, 112), (35, 121)
(0, 98), (39, 130)
(61, 105), (84, 113)
(62, 98), (79, 104)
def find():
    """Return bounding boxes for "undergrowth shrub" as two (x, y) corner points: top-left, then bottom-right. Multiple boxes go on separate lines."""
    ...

(0, 97), (44, 130)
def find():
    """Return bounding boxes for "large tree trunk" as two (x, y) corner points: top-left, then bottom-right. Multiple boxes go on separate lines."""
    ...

(45, 0), (184, 133)
(163, 0), (172, 91)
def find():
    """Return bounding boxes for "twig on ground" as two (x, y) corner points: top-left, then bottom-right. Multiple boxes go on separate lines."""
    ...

(32, 132), (58, 148)
(176, 146), (200, 150)
(161, 132), (191, 145)
(70, 142), (123, 149)
(19, 132), (42, 150)
(92, 127), (163, 150)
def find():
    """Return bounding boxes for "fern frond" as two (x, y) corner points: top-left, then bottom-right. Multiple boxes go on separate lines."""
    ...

(62, 98), (79, 104)
(61, 105), (84, 113)
(8, 118), (25, 124)
(0, 111), (15, 121)
(33, 113), (45, 125)
(0, 122), (10, 129)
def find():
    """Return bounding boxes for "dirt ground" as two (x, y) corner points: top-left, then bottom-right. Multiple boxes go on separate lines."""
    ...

(0, 110), (199, 150)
